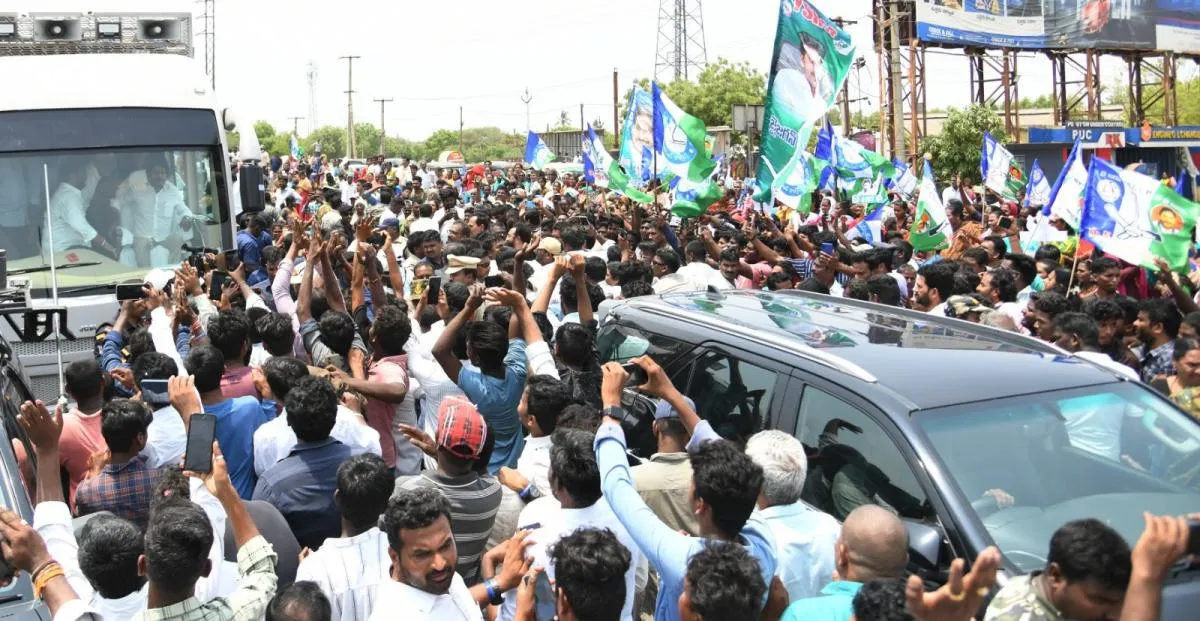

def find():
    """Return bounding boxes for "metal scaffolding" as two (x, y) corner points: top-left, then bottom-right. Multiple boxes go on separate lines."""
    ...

(654, 0), (708, 82)
(1047, 50), (1101, 124)
(967, 48), (1021, 138)
(1125, 52), (1179, 127)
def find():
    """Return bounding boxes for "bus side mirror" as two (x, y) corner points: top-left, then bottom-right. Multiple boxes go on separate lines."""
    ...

(239, 164), (265, 214)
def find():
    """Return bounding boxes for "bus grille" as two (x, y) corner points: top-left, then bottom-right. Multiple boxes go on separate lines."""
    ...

(29, 375), (62, 404)
(12, 338), (94, 358)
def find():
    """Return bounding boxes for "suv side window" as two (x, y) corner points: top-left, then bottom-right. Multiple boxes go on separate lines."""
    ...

(797, 386), (929, 522)
(684, 351), (778, 444)
(597, 324), (692, 367)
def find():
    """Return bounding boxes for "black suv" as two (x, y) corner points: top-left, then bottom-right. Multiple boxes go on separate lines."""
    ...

(597, 289), (1200, 619)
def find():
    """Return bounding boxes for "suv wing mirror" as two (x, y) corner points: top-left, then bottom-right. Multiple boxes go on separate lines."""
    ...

(904, 518), (943, 571)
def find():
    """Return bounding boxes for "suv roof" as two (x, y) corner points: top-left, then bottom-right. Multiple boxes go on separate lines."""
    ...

(610, 290), (1125, 410)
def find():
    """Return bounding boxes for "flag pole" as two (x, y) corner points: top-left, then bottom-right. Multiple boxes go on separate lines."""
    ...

(1065, 246), (1081, 294)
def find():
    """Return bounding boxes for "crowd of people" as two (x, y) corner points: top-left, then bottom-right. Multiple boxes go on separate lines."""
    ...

(3, 154), (1196, 621)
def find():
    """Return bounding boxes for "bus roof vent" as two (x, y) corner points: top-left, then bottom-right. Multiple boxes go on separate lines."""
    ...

(0, 12), (192, 57)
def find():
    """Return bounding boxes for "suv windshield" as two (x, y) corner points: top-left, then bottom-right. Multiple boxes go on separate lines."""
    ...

(0, 148), (226, 295)
(918, 383), (1200, 573)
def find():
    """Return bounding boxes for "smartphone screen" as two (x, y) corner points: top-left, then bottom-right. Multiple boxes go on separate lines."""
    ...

(223, 249), (241, 272)
(484, 274), (505, 288)
(183, 413), (217, 473)
(140, 379), (170, 405)
(534, 570), (556, 621)
(209, 271), (228, 301)
(115, 283), (145, 302)
(426, 276), (442, 305)
(820, 242), (835, 256)
(622, 362), (648, 386)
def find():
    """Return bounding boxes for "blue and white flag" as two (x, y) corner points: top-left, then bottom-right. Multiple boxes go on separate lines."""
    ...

(1024, 159), (1052, 208)
(289, 134), (302, 159)
(888, 158), (917, 197)
(524, 131), (554, 170)
(1044, 140), (1087, 229)
(619, 85), (656, 186)
(1081, 156), (1200, 272)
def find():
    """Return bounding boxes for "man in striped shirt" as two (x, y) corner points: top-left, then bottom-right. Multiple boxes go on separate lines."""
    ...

(295, 454), (395, 621)
(396, 397), (501, 585)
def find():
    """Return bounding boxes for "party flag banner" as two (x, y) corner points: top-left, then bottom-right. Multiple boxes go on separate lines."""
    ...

(524, 131), (555, 170)
(619, 85), (656, 186)
(652, 83), (722, 216)
(981, 132), (1025, 202)
(754, 0), (856, 201)
(888, 158), (917, 197)
(909, 161), (952, 251)
(1044, 140), (1087, 230)
(1024, 159), (1052, 208)
(1080, 157), (1200, 273)
(581, 125), (653, 204)
(771, 149), (824, 214)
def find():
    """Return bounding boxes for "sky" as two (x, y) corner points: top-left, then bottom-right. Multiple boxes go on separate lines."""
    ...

(28, 0), (1181, 143)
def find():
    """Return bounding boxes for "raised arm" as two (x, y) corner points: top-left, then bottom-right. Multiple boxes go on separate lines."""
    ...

(382, 231), (405, 297)
(432, 286), (484, 383)
(569, 254), (593, 325)
(296, 239), (322, 324)
(320, 238), (349, 315)
(532, 257), (568, 314)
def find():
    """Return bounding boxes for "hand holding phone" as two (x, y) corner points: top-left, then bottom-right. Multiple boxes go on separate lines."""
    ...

(426, 276), (442, 305)
(622, 362), (648, 387)
(820, 242), (835, 256)
(116, 283), (145, 302)
(183, 414), (217, 473)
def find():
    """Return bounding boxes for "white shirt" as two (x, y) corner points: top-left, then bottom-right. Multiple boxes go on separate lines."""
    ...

(515, 435), (553, 497)
(1075, 350), (1140, 381)
(675, 262), (732, 292)
(46, 182), (97, 251)
(369, 573), (481, 621)
(498, 497), (643, 621)
(928, 301), (948, 317)
(410, 217), (439, 234)
(405, 335), (466, 472)
(942, 186), (961, 206)
(759, 502), (841, 603)
(296, 527), (391, 621)
(118, 173), (192, 242)
(253, 405), (383, 475)
(142, 404), (187, 468)
(996, 301), (1028, 334)
(420, 170), (437, 188)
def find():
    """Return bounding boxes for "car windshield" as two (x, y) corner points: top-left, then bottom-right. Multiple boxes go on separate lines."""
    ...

(918, 383), (1200, 573)
(0, 148), (227, 295)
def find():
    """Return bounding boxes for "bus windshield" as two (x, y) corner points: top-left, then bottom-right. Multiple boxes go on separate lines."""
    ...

(0, 147), (228, 295)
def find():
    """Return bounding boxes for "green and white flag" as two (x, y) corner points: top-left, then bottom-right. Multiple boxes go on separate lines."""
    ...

(771, 149), (824, 214)
(1081, 157), (1200, 273)
(652, 83), (721, 216)
(582, 124), (653, 204)
(981, 132), (1026, 202)
(754, 0), (856, 201)
(832, 133), (896, 190)
(909, 161), (953, 251)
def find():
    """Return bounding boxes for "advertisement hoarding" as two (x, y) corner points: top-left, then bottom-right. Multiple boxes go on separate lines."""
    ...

(915, 0), (1199, 54)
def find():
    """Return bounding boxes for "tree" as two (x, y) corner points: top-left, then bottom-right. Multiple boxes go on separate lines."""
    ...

(919, 104), (1008, 185)
(662, 59), (767, 128)
(252, 121), (277, 146)
(303, 126), (347, 159)
(1108, 71), (1200, 125)
(354, 123), (382, 158)
(1018, 93), (1054, 109)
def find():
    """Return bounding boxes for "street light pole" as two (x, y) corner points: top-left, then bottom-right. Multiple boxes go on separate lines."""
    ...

(374, 97), (393, 155)
(339, 55), (361, 158)
(521, 88), (533, 134)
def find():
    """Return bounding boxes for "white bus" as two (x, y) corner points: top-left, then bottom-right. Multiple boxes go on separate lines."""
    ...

(0, 10), (248, 400)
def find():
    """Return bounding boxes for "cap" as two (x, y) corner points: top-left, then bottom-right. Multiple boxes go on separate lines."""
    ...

(445, 254), (482, 275)
(654, 396), (696, 420)
(945, 294), (993, 319)
(437, 397), (488, 460)
(376, 215), (400, 230)
(536, 238), (563, 256)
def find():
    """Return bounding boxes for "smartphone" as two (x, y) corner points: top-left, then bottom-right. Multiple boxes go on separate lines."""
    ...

(622, 362), (648, 387)
(820, 242), (835, 256)
(484, 274), (505, 288)
(209, 271), (228, 301)
(1188, 519), (1200, 556)
(534, 570), (556, 621)
(998, 216), (1013, 230)
(140, 379), (169, 405)
(223, 249), (240, 272)
(115, 283), (145, 302)
(183, 413), (217, 473)
(426, 276), (442, 305)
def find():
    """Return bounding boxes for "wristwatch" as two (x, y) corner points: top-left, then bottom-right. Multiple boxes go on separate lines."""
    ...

(483, 578), (504, 605)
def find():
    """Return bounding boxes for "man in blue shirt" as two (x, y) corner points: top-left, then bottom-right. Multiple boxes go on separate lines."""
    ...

(432, 286), (531, 472)
(237, 213), (273, 286)
(780, 504), (910, 621)
(254, 375), (351, 550)
(186, 344), (272, 498)
(596, 359), (778, 621)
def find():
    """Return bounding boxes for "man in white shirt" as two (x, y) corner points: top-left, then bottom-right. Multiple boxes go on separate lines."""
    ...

(46, 161), (108, 254)
(419, 163), (437, 189)
(296, 454), (394, 621)
(252, 357), (382, 475)
(132, 352), (187, 468)
(745, 430), (840, 603)
(498, 429), (644, 621)
(674, 240), (731, 292)
(497, 375), (574, 500)
(914, 262), (954, 317)
(121, 160), (195, 267)
(941, 172), (962, 206)
(371, 488), (482, 620)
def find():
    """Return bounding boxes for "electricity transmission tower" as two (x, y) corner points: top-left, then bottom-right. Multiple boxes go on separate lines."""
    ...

(197, 0), (215, 90)
(655, 0), (708, 82)
(306, 61), (319, 134)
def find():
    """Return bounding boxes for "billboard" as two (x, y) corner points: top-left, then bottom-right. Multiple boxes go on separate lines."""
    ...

(915, 0), (1200, 54)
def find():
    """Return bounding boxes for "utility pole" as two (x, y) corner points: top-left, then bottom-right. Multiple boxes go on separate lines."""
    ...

(580, 103), (585, 132)
(613, 69), (620, 151)
(287, 116), (304, 136)
(521, 88), (533, 134)
(339, 55), (360, 158)
(887, 0), (906, 161)
(374, 97), (393, 155)
(459, 106), (464, 156)
(832, 17), (858, 136)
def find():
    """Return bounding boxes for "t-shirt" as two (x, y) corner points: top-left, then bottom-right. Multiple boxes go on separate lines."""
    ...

(456, 338), (528, 472)
(205, 397), (273, 499)
(983, 573), (1062, 621)
(220, 366), (259, 401)
(59, 408), (105, 506)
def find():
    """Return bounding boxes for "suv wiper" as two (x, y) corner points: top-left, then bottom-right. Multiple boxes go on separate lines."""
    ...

(10, 261), (102, 275)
